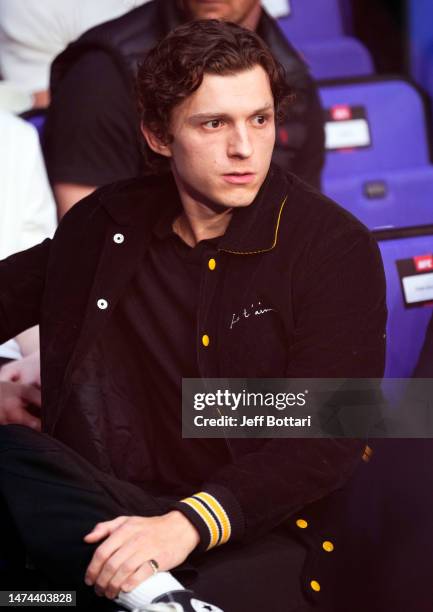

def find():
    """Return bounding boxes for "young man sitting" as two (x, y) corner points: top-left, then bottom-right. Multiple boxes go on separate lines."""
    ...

(0, 20), (386, 612)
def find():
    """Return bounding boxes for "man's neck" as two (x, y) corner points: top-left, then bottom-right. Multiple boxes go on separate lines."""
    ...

(172, 204), (233, 248)
(170, 165), (235, 247)
(239, 3), (262, 31)
(176, 2), (262, 32)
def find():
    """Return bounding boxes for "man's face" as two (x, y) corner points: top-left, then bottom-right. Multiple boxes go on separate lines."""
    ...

(181, 0), (260, 24)
(163, 65), (275, 211)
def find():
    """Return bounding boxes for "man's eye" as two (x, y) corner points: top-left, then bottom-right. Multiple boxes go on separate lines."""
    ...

(204, 119), (223, 129)
(253, 115), (267, 126)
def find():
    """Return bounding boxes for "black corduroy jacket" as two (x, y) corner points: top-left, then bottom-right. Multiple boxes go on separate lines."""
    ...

(0, 165), (386, 552)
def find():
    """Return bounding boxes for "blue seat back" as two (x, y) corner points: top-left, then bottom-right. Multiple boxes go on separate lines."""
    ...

(377, 233), (433, 378)
(325, 167), (433, 231)
(27, 114), (46, 138)
(320, 79), (430, 179)
(276, 1), (373, 79)
(320, 79), (433, 230)
(20, 111), (47, 140)
(277, 0), (344, 44)
(300, 37), (374, 80)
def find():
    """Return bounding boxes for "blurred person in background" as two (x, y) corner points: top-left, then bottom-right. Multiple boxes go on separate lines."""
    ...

(0, 111), (56, 426)
(44, 0), (325, 217)
(0, 0), (149, 111)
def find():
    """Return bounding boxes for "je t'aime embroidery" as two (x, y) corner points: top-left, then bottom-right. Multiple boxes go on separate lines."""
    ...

(229, 302), (276, 330)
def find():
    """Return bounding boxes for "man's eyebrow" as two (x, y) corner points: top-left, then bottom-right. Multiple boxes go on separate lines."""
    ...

(188, 104), (275, 122)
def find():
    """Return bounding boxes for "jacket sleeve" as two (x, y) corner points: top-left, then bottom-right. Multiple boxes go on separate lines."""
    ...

(173, 225), (387, 550)
(0, 239), (52, 345)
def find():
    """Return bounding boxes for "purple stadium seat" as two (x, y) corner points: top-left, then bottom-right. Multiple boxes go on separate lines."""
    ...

(276, 0), (344, 43)
(20, 111), (47, 139)
(276, 0), (373, 79)
(299, 37), (374, 80)
(324, 168), (433, 231)
(320, 78), (433, 377)
(320, 78), (433, 230)
(378, 233), (433, 377)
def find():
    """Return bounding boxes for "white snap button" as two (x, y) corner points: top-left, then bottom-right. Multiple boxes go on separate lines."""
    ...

(113, 233), (124, 244)
(97, 298), (108, 310)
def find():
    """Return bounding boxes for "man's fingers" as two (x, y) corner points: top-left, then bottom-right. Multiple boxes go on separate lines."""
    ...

(96, 544), (144, 599)
(9, 404), (40, 429)
(0, 382), (41, 430)
(84, 525), (114, 544)
(84, 517), (131, 584)
(19, 384), (42, 407)
(0, 353), (41, 387)
(0, 364), (21, 382)
(12, 407), (41, 431)
(84, 516), (128, 542)
(121, 562), (154, 594)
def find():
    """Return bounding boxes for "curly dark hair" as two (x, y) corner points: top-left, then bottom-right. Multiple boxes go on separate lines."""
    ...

(136, 19), (293, 174)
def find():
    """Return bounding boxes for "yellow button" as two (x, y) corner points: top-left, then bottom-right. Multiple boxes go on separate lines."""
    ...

(208, 258), (216, 271)
(310, 580), (321, 592)
(202, 334), (210, 347)
(322, 540), (334, 552)
(362, 444), (373, 463)
(296, 519), (308, 529)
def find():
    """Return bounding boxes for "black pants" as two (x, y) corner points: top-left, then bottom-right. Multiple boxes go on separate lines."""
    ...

(0, 425), (312, 612)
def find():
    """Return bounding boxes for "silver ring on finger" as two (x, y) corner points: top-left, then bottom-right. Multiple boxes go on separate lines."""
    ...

(147, 558), (159, 575)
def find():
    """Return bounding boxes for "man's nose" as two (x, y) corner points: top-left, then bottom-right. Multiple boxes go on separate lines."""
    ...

(227, 125), (253, 158)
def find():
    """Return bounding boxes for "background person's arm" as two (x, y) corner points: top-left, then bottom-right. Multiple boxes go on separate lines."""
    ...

(54, 183), (97, 219)
(45, 50), (142, 217)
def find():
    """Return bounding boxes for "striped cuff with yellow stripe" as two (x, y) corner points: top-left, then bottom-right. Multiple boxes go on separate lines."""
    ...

(172, 485), (244, 552)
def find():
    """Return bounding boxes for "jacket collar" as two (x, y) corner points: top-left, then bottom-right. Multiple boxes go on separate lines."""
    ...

(100, 164), (292, 254)
(218, 164), (290, 254)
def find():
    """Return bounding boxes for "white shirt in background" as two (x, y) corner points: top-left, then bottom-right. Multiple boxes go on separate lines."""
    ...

(0, 111), (57, 359)
(262, 0), (291, 18)
(0, 0), (149, 93)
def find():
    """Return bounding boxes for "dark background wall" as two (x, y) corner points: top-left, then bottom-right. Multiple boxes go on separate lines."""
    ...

(351, 0), (406, 73)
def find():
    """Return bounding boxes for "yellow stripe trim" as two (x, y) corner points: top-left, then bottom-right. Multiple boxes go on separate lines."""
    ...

(181, 497), (219, 550)
(195, 492), (231, 545)
(219, 195), (288, 255)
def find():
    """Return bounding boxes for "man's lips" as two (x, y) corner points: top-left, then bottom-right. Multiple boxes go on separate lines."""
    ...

(222, 173), (256, 185)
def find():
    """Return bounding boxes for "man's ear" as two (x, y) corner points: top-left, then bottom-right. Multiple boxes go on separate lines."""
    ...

(140, 122), (172, 158)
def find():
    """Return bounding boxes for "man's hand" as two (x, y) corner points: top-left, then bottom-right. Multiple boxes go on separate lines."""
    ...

(83, 511), (200, 600)
(0, 351), (41, 387)
(0, 381), (41, 430)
